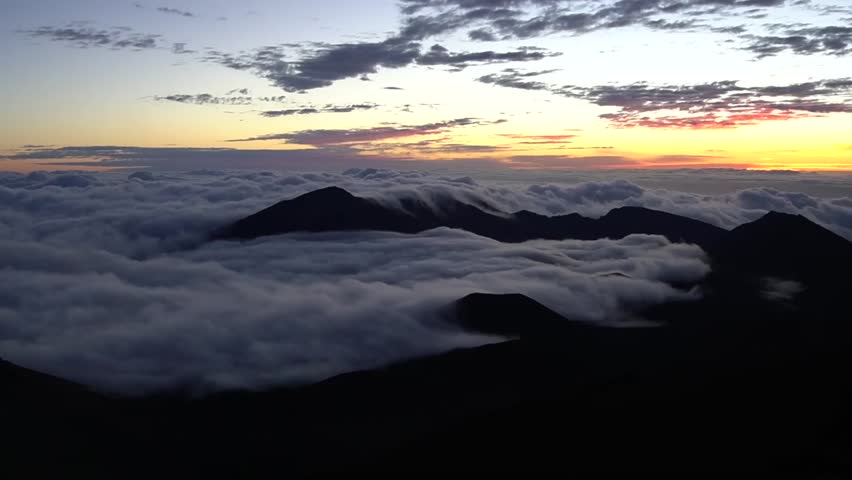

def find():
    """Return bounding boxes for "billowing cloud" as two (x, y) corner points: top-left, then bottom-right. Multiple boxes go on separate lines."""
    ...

(1, 168), (850, 256)
(2, 168), (851, 394)
(170, 42), (195, 54)
(0, 170), (720, 393)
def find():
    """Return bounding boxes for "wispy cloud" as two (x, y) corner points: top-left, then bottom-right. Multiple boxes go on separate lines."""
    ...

(157, 6), (196, 17)
(479, 73), (852, 129)
(260, 104), (378, 117)
(24, 25), (162, 50)
(478, 69), (557, 91)
(742, 24), (852, 58)
(558, 79), (852, 129)
(500, 133), (577, 145)
(228, 118), (503, 145)
(398, 0), (792, 41)
(170, 42), (196, 54)
(417, 44), (560, 70)
(153, 93), (286, 106)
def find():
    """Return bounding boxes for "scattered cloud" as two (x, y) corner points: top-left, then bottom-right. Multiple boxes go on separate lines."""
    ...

(477, 68), (557, 91)
(1, 145), (386, 170)
(397, 0), (851, 63)
(171, 42), (196, 54)
(206, 38), (422, 92)
(397, 0), (793, 42)
(24, 25), (162, 50)
(206, 38), (560, 92)
(742, 24), (852, 57)
(153, 93), (286, 106)
(559, 79), (852, 128)
(157, 6), (196, 17)
(227, 118), (499, 145)
(480, 75), (852, 129)
(260, 103), (378, 117)
(417, 44), (559, 70)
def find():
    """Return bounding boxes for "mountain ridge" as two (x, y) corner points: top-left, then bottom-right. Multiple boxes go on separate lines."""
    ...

(213, 186), (730, 247)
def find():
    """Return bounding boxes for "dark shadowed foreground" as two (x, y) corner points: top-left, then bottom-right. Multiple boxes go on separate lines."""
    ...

(4, 188), (852, 476)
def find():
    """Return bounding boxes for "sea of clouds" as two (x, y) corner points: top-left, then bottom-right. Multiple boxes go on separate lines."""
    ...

(1, 168), (850, 393)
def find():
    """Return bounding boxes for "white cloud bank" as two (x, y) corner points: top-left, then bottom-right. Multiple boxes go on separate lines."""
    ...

(1, 168), (849, 393)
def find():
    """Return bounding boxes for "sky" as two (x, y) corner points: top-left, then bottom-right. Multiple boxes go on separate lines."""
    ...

(1, 0), (851, 172)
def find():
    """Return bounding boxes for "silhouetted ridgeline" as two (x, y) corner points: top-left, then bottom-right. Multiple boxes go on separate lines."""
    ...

(213, 186), (728, 248)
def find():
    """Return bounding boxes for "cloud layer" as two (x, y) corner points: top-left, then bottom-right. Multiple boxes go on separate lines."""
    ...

(2, 168), (850, 394)
(0, 169), (722, 393)
(1, 168), (850, 256)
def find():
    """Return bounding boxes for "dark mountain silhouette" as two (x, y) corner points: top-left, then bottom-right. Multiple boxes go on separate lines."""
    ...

(596, 206), (726, 245)
(451, 293), (584, 337)
(214, 186), (427, 239)
(1, 358), (119, 476)
(2, 357), (106, 415)
(213, 186), (728, 248)
(710, 211), (852, 282)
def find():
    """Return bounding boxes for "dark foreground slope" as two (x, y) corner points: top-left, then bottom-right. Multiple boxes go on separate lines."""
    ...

(214, 186), (727, 247)
(5, 205), (852, 476)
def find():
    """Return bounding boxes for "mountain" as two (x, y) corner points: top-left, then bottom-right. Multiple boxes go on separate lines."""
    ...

(596, 206), (728, 246)
(213, 187), (728, 247)
(710, 211), (852, 281)
(1, 356), (103, 408)
(451, 293), (586, 337)
(213, 186), (426, 240)
(1, 358), (117, 477)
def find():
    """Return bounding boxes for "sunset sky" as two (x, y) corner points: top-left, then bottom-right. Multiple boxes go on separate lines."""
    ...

(2, 0), (851, 171)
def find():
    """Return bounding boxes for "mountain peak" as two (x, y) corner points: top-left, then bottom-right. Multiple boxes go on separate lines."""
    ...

(452, 293), (570, 337)
(598, 205), (728, 248)
(757, 210), (807, 223)
(712, 210), (851, 281)
(733, 210), (846, 242)
(294, 186), (356, 202)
